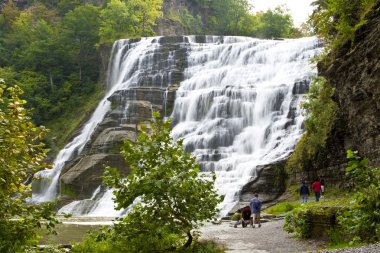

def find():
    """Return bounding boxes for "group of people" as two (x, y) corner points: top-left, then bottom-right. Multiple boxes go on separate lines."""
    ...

(233, 178), (326, 229)
(299, 177), (325, 203)
(234, 193), (262, 228)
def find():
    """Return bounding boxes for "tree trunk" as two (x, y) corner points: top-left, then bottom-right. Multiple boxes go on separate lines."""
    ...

(184, 231), (193, 248)
(49, 70), (53, 86)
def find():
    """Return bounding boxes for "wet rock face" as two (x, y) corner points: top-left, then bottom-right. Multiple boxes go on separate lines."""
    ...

(60, 154), (129, 200)
(241, 160), (287, 203)
(59, 36), (191, 201)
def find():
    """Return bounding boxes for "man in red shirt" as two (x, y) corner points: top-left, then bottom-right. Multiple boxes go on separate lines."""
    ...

(311, 178), (321, 202)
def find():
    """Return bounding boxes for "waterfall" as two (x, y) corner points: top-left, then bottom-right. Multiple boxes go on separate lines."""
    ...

(170, 36), (320, 215)
(56, 36), (321, 216)
(33, 38), (162, 202)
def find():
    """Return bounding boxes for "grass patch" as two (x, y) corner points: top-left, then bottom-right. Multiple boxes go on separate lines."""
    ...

(44, 85), (105, 154)
(264, 201), (300, 215)
(322, 187), (351, 199)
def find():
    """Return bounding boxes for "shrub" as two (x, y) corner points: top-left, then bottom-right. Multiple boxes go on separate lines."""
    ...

(283, 204), (311, 238)
(338, 150), (380, 243)
(284, 200), (349, 239)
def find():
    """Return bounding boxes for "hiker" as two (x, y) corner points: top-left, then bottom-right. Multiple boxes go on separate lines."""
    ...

(311, 178), (321, 202)
(299, 181), (310, 203)
(320, 177), (325, 197)
(234, 205), (251, 228)
(250, 193), (262, 228)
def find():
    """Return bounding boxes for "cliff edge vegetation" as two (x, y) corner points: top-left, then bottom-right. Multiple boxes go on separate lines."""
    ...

(286, 0), (380, 183)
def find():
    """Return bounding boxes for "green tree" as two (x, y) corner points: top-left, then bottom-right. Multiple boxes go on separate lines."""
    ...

(0, 0), (21, 32)
(6, 4), (63, 85)
(62, 4), (100, 81)
(255, 6), (295, 38)
(99, 0), (136, 45)
(103, 113), (222, 251)
(130, 0), (163, 37)
(0, 80), (57, 252)
(210, 0), (251, 35)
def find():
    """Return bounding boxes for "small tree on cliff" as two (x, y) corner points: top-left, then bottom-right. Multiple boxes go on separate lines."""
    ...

(0, 80), (57, 252)
(103, 112), (222, 252)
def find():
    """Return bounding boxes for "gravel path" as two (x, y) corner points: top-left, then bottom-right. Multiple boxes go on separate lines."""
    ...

(319, 243), (380, 253)
(201, 220), (380, 253)
(200, 220), (324, 253)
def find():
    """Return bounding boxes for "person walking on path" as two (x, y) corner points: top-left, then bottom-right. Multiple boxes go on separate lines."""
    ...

(312, 178), (321, 202)
(299, 181), (310, 203)
(250, 193), (262, 228)
(320, 177), (325, 198)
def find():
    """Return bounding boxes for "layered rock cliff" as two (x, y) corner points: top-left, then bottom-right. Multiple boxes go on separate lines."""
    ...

(294, 4), (380, 186)
(59, 37), (188, 204)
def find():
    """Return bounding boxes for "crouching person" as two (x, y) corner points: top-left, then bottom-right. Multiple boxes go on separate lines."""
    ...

(234, 205), (251, 228)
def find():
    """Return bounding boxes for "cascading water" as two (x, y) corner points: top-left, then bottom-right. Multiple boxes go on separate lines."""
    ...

(33, 38), (162, 202)
(170, 36), (321, 215)
(56, 36), (321, 217)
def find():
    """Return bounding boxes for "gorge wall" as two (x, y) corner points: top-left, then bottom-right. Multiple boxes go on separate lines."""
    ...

(292, 4), (380, 187)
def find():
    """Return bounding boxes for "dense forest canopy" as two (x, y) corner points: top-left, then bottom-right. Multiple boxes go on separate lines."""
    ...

(0, 0), (303, 151)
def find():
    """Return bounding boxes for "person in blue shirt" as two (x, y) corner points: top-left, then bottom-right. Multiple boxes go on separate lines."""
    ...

(249, 193), (262, 228)
(299, 181), (310, 203)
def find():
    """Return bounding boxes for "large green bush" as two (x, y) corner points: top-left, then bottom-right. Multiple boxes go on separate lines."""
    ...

(338, 150), (380, 243)
(284, 200), (348, 239)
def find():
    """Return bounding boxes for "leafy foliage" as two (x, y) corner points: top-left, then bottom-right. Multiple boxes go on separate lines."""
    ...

(284, 200), (349, 239)
(310, 0), (377, 50)
(338, 150), (380, 243)
(99, 0), (136, 45)
(283, 204), (312, 238)
(0, 81), (57, 252)
(99, 0), (162, 45)
(200, 1), (300, 38)
(286, 77), (337, 172)
(102, 113), (223, 251)
(255, 7), (294, 38)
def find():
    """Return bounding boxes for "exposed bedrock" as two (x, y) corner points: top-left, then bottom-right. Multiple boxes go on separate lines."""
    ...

(58, 36), (188, 203)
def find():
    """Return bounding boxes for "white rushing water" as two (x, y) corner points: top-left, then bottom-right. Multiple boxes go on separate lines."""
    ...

(171, 36), (321, 215)
(55, 36), (321, 217)
(33, 38), (162, 203)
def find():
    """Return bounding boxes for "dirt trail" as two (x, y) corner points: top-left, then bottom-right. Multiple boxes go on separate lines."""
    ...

(200, 220), (325, 253)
